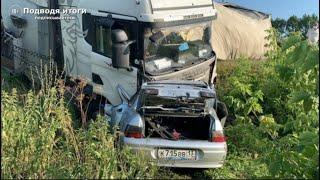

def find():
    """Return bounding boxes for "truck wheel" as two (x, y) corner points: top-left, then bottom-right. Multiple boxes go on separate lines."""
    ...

(87, 99), (104, 121)
(83, 93), (106, 123)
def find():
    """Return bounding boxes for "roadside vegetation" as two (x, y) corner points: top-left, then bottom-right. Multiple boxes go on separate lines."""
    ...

(1, 30), (319, 179)
(207, 31), (319, 179)
(1, 66), (158, 179)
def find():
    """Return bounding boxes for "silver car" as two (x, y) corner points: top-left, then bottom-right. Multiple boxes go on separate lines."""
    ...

(105, 80), (228, 168)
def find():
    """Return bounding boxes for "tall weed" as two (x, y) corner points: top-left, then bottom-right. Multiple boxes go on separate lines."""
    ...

(213, 32), (319, 179)
(1, 58), (158, 179)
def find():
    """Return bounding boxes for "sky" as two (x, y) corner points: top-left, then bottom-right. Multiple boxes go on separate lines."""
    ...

(215, 0), (319, 19)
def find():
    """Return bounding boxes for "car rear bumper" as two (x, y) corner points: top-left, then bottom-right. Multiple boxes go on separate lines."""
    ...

(121, 137), (227, 168)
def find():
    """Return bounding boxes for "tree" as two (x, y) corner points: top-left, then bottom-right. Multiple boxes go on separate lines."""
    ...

(271, 18), (287, 35)
(286, 15), (300, 33)
(272, 14), (319, 40)
(299, 14), (319, 37)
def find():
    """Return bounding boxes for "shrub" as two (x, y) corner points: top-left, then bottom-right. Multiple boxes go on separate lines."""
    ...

(214, 32), (319, 179)
(1, 63), (158, 179)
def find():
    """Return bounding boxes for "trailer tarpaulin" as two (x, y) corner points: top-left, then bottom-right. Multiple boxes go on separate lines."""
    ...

(211, 2), (272, 60)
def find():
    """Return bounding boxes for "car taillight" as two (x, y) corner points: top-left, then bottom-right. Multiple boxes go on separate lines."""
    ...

(125, 132), (143, 138)
(211, 131), (226, 142)
(124, 125), (144, 138)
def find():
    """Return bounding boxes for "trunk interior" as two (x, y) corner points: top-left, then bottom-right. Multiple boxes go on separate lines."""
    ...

(144, 115), (211, 140)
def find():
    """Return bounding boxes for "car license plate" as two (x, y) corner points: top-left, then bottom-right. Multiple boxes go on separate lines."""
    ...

(157, 149), (197, 160)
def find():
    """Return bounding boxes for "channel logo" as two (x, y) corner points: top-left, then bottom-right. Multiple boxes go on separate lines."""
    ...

(9, 4), (23, 17)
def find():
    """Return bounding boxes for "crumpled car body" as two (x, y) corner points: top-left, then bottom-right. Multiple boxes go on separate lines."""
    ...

(105, 80), (227, 168)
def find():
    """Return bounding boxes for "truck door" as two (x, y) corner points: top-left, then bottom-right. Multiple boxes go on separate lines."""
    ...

(79, 14), (137, 105)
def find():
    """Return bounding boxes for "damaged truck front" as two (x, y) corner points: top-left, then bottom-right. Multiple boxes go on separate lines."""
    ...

(106, 81), (228, 168)
(2, 0), (228, 168)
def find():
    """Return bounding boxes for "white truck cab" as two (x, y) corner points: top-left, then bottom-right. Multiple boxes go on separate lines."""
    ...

(2, 0), (218, 106)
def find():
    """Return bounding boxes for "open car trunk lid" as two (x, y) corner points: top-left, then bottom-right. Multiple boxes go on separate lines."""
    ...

(140, 81), (216, 141)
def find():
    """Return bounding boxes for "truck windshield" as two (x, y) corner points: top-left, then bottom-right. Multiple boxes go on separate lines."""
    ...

(144, 22), (212, 75)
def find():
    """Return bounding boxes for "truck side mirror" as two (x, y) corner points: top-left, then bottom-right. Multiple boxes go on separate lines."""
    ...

(111, 29), (135, 69)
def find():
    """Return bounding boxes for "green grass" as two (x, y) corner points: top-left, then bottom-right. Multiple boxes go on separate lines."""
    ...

(1, 68), (30, 93)
(1, 69), (159, 179)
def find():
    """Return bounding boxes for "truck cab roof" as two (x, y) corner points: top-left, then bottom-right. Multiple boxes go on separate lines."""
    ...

(69, 0), (217, 23)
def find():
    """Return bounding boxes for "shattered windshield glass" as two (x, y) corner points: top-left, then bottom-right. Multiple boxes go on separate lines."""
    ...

(144, 22), (212, 74)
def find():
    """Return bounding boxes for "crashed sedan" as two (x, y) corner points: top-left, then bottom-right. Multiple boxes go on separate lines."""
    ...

(105, 80), (228, 168)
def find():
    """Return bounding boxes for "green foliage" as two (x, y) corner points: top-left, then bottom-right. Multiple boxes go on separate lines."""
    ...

(265, 28), (281, 59)
(272, 18), (287, 35)
(272, 14), (319, 38)
(1, 86), (158, 179)
(1, 69), (30, 93)
(300, 14), (319, 36)
(286, 15), (301, 33)
(204, 153), (270, 179)
(216, 31), (319, 179)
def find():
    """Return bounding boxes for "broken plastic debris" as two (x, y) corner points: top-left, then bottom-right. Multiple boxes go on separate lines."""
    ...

(178, 42), (189, 51)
